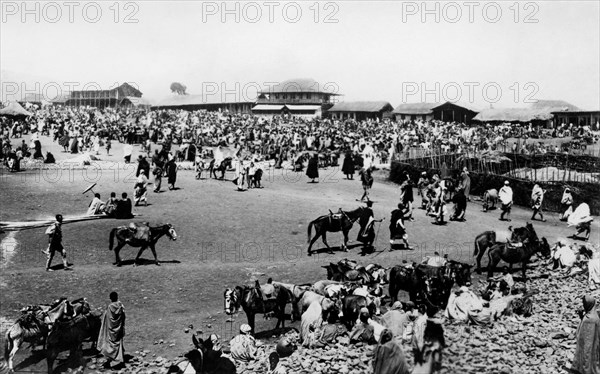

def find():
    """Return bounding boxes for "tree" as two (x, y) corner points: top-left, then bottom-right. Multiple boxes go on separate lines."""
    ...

(170, 82), (187, 95)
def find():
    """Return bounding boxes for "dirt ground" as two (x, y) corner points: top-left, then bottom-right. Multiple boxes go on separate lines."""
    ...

(1, 136), (598, 373)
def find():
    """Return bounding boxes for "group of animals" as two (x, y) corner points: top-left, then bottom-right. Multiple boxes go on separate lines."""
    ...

(225, 222), (551, 334)
(4, 298), (101, 374)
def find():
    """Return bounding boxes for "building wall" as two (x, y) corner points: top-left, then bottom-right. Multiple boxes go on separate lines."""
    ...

(394, 113), (434, 122)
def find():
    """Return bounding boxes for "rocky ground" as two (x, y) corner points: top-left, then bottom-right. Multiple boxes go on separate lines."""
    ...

(2, 136), (598, 374)
(31, 265), (596, 374)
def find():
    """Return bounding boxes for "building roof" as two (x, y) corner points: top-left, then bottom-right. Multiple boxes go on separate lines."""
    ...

(252, 104), (285, 111)
(393, 102), (440, 115)
(285, 105), (322, 111)
(153, 94), (252, 108)
(530, 100), (579, 111)
(474, 100), (581, 122)
(121, 96), (151, 107)
(433, 101), (481, 113)
(473, 108), (554, 122)
(328, 101), (393, 113)
(260, 78), (340, 95)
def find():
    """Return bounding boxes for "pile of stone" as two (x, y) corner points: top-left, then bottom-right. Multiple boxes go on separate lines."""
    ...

(80, 267), (594, 374)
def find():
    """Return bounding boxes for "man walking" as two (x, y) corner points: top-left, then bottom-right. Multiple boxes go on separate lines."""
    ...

(499, 181), (513, 222)
(43, 214), (71, 271)
(99, 291), (126, 369)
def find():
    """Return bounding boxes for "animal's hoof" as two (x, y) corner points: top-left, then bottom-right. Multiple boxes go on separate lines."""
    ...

(307, 251), (312, 257)
(155, 262), (161, 266)
(132, 263), (137, 267)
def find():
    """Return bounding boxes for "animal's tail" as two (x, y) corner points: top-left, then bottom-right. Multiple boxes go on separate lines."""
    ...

(109, 228), (117, 251)
(473, 239), (480, 257)
(4, 332), (11, 362)
(307, 221), (314, 243)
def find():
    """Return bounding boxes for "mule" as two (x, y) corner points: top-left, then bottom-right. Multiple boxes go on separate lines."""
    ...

(322, 263), (373, 284)
(482, 189), (498, 211)
(4, 299), (70, 372)
(341, 295), (374, 328)
(108, 223), (177, 266)
(487, 237), (551, 281)
(208, 157), (233, 180)
(388, 263), (461, 311)
(167, 335), (235, 374)
(223, 282), (293, 333)
(307, 207), (365, 255)
(473, 223), (536, 274)
(299, 291), (343, 315)
(46, 312), (101, 374)
(272, 281), (311, 322)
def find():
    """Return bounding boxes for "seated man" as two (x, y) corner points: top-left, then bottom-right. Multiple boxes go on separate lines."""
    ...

(349, 308), (377, 345)
(229, 324), (259, 362)
(114, 193), (133, 219)
(87, 193), (105, 216)
(104, 192), (119, 217)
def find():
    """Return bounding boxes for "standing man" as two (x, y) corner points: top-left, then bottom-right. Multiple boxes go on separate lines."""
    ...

(99, 291), (126, 369)
(135, 155), (150, 178)
(42, 214), (71, 271)
(306, 153), (319, 183)
(459, 167), (471, 201)
(530, 183), (547, 222)
(389, 203), (411, 251)
(359, 167), (374, 202)
(151, 150), (164, 193)
(357, 201), (382, 254)
(499, 181), (513, 222)
(165, 156), (178, 191)
(571, 295), (600, 374)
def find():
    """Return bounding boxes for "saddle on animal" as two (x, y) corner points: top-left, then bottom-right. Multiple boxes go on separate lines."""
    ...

(256, 280), (278, 301)
(328, 209), (344, 223)
(128, 222), (150, 241)
(506, 241), (524, 250)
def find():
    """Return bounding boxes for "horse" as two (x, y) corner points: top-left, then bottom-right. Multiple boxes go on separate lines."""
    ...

(46, 311), (101, 374)
(208, 157), (233, 180)
(307, 207), (366, 255)
(341, 295), (374, 329)
(299, 291), (343, 315)
(167, 335), (236, 374)
(108, 223), (177, 267)
(388, 263), (461, 312)
(4, 299), (70, 372)
(473, 223), (537, 274)
(487, 236), (551, 281)
(322, 263), (373, 284)
(223, 282), (293, 333)
(272, 282), (311, 322)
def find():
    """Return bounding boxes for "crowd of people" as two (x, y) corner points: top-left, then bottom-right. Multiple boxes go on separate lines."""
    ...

(2, 103), (599, 374)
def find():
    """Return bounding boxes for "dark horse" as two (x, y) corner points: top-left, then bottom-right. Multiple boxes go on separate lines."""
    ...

(208, 157), (233, 180)
(223, 281), (293, 333)
(473, 223), (537, 274)
(108, 224), (178, 266)
(46, 311), (101, 374)
(167, 335), (236, 374)
(487, 223), (551, 281)
(307, 207), (365, 255)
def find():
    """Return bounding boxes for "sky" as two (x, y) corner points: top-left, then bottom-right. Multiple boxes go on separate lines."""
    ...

(1, 0), (599, 110)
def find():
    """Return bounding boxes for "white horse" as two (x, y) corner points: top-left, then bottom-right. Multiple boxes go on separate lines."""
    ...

(4, 300), (69, 371)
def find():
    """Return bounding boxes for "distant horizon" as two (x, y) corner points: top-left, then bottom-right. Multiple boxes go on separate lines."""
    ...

(2, 1), (599, 110)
